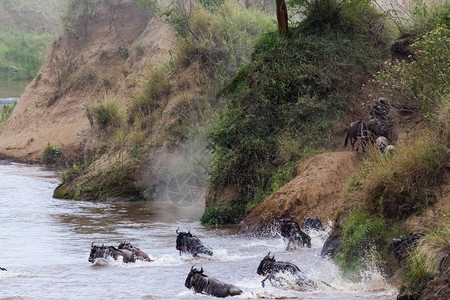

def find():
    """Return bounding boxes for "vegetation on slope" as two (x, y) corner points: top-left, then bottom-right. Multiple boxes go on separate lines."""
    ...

(201, 0), (389, 224)
(54, 0), (275, 200)
(335, 2), (449, 293)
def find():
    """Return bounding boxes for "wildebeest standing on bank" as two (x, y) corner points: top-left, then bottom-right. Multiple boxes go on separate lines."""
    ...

(89, 242), (135, 263)
(118, 241), (152, 262)
(176, 229), (213, 257)
(257, 252), (317, 290)
(280, 218), (311, 250)
(344, 120), (369, 152)
(185, 266), (243, 297)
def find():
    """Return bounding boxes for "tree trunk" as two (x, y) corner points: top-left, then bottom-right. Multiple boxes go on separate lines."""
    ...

(276, 0), (289, 37)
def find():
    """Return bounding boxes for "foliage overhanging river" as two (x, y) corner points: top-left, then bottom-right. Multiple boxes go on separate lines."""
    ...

(0, 162), (396, 299)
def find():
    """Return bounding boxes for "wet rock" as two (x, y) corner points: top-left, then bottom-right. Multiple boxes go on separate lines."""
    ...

(304, 217), (324, 231)
(321, 227), (342, 257)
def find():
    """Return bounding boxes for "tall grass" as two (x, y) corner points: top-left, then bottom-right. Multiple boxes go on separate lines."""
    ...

(359, 132), (448, 219)
(400, 220), (450, 296)
(86, 97), (122, 128)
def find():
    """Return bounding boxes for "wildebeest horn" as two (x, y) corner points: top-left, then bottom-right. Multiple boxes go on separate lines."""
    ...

(176, 228), (179, 233)
(200, 267), (203, 273)
(91, 241), (95, 247)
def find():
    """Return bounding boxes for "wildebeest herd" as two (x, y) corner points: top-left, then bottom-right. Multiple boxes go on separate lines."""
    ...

(0, 215), (425, 298)
(344, 97), (396, 154)
(83, 217), (328, 297)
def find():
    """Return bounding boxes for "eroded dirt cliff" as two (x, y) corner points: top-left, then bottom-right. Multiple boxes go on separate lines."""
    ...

(238, 151), (364, 234)
(0, 0), (174, 162)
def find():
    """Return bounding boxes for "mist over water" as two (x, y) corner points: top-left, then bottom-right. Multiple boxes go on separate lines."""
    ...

(0, 162), (396, 299)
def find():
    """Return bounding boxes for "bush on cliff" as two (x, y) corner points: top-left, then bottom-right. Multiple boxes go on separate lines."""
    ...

(203, 0), (387, 224)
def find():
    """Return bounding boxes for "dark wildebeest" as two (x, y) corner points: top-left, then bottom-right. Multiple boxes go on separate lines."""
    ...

(185, 266), (243, 298)
(256, 252), (317, 290)
(304, 217), (324, 232)
(89, 242), (135, 263)
(176, 229), (213, 257)
(280, 218), (311, 250)
(344, 120), (369, 152)
(392, 233), (425, 264)
(0, 267), (6, 271)
(118, 241), (152, 262)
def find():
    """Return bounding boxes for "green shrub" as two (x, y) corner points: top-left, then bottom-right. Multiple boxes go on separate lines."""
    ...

(200, 201), (244, 225)
(289, 0), (379, 33)
(1, 102), (16, 125)
(90, 98), (122, 128)
(41, 143), (62, 164)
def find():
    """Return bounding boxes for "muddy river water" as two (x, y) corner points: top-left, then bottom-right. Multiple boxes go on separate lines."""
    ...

(0, 162), (396, 299)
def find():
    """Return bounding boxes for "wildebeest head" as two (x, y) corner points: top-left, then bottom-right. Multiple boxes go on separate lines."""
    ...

(185, 266), (206, 290)
(280, 218), (295, 238)
(89, 242), (106, 263)
(176, 229), (193, 252)
(257, 252), (275, 276)
(118, 241), (131, 249)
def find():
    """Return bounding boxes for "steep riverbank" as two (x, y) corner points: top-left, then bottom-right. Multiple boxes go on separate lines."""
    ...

(0, 0), (174, 162)
(0, 1), (448, 298)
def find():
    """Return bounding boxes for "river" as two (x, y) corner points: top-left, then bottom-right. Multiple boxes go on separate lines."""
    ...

(0, 162), (397, 300)
(0, 80), (28, 109)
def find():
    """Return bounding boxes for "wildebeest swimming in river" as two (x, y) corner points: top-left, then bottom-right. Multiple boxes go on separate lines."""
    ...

(0, 267), (6, 271)
(176, 229), (213, 257)
(185, 266), (243, 297)
(118, 241), (152, 262)
(89, 242), (135, 263)
(280, 218), (311, 250)
(257, 253), (322, 291)
(344, 120), (369, 152)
